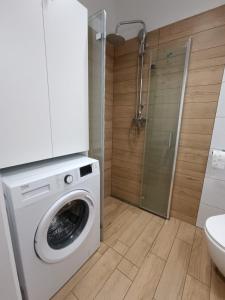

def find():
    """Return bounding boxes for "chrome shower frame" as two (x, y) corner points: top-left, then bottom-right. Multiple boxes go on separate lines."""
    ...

(166, 38), (192, 219)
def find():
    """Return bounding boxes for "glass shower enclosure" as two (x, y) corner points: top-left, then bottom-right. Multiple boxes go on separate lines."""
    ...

(88, 10), (106, 236)
(140, 39), (191, 218)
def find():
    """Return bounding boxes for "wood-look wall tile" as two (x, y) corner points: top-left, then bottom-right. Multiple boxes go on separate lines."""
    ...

(159, 5), (225, 44)
(181, 118), (215, 135)
(192, 25), (225, 52)
(179, 133), (212, 150)
(115, 37), (139, 57)
(187, 66), (224, 87)
(185, 84), (220, 104)
(177, 147), (209, 166)
(110, 6), (225, 224)
(183, 101), (218, 119)
(176, 160), (207, 175)
(189, 45), (225, 70)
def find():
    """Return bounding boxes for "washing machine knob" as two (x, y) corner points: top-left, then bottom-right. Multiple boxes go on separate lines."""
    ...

(64, 175), (73, 184)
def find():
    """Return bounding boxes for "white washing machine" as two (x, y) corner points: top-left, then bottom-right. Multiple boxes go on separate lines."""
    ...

(2, 155), (100, 300)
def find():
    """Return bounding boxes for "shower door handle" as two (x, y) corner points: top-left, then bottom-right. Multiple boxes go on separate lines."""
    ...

(168, 131), (173, 149)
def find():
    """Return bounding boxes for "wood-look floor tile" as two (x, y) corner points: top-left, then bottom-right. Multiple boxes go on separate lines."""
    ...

(118, 210), (152, 247)
(64, 293), (78, 300)
(150, 214), (165, 225)
(95, 269), (132, 300)
(177, 222), (196, 245)
(73, 248), (121, 300)
(126, 219), (162, 267)
(97, 242), (109, 255)
(54, 198), (225, 300)
(104, 208), (138, 246)
(182, 275), (209, 300)
(188, 228), (211, 286)
(104, 197), (128, 228)
(113, 240), (129, 256)
(125, 254), (165, 300)
(151, 218), (180, 260)
(117, 258), (138, 281)
(51, 251), (102, 300)
(210, 266), (225, 300)
(155, 239), (192, 300)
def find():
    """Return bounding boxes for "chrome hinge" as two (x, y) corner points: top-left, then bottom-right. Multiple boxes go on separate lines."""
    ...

(96, 32), (105, 41)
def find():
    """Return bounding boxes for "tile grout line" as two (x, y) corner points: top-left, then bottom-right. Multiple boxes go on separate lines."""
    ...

(179, 225), (196, 300)
(53, 250), (104, 300)
(209, 259), (213, 298)
(108, 214), (158, 264)
(115, 265), (135, 283)
(152, 220), (181, 300)
(185, 229), (213, 288)
(113, 219), (167, 299)
(115, 213), (155, 253)
(91, 254), (124, 300)
(71, 247), (115, 299)
(188, 273), (211, 288)
(122, 220), (167, 298)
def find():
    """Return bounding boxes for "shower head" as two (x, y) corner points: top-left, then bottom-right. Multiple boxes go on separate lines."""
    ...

(115, 20), (146, 35)
(106, 33), (126, 47)
(107, 19), (147, 48)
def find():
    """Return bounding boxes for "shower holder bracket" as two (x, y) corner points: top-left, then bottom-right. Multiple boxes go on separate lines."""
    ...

(96, 32), (103, 41)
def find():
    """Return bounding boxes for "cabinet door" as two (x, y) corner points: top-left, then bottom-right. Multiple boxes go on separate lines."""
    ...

(43, 0), (89, 157)
(0, 0), (53, 168)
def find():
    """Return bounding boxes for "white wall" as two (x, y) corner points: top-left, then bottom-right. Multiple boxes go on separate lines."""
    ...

(79, 0), (225, 38)
(197, 69), (225, 228)
(0, 178), (21, 300)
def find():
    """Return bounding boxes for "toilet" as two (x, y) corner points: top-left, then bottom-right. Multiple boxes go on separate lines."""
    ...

(205, 214), (225, 277)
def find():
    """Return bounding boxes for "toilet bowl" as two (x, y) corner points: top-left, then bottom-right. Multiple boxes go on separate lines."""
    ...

(205, 214), (225, 277)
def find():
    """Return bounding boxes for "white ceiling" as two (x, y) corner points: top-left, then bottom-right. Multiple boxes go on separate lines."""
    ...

(79, 0), (225, 39)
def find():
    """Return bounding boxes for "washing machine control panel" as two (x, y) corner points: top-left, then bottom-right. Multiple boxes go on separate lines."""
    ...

(80, 164), (92, 177)
(64, 174), (73, 184)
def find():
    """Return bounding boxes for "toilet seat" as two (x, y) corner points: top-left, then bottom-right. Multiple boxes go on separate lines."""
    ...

(205, 214), (225, 250)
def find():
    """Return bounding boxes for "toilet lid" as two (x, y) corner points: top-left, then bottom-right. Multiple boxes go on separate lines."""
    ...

(205, 214), (225, 249)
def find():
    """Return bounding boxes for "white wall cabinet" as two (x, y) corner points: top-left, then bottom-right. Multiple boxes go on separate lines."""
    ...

(0, 0), (53, 169)
(43, 0), (88, 157)
(0, 0), (88, 169)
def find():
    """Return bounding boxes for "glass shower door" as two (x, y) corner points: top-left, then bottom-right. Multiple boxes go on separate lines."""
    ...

(88, 10), (106, 236)
(140, 40), (191, 218)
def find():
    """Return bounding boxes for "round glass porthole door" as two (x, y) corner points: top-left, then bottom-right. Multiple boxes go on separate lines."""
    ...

(47, 200), (89, 250)
(35, 190), (95, 264)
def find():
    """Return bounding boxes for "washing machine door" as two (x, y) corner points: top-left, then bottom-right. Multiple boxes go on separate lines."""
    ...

(35, 190), (95, 264)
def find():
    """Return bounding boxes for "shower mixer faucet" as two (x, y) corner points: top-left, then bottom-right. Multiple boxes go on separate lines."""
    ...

(107, 19), (147, 132)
